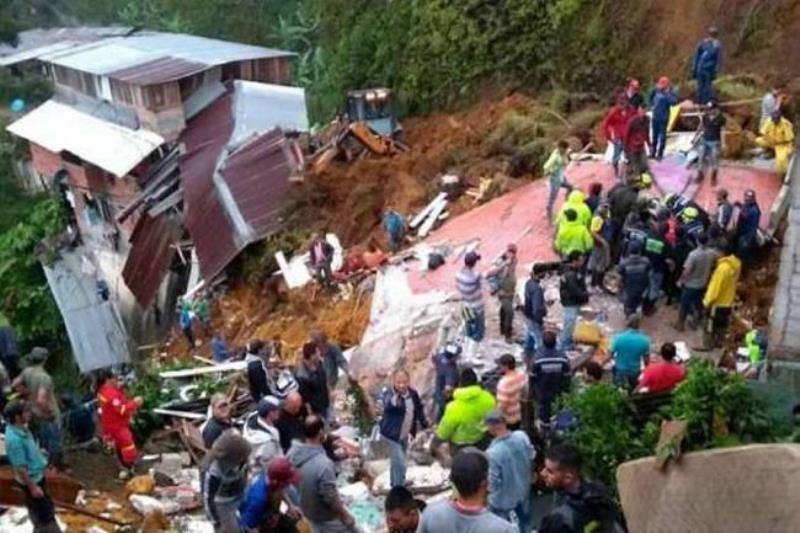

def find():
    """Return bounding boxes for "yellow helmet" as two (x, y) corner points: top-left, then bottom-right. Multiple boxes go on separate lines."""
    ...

(681, 206), (699, 221)
(639, 173), (653, 188)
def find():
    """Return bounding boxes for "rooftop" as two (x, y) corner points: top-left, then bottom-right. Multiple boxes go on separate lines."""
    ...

(6, 100), (165, 177)
(35, 31), (296, 84)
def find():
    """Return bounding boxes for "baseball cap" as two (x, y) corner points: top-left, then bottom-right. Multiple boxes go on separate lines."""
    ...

(464, 251), (481, 266)
(267, 457), (301, 487)
(28, 347), (49, 364)
(257, 396), (281, 417)
(495, 354), (516, 368)
(485, 409), (505, 425)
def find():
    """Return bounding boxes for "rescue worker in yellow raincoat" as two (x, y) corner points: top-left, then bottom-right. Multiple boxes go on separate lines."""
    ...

(756, 109), (795, 175)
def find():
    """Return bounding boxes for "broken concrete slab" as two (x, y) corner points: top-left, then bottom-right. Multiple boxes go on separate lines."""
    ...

(617, 444), (800, 533)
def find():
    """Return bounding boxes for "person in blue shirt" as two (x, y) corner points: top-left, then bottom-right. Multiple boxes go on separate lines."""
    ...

(692, 26), (723, 105)
(211, 332), (230, 363)
(432, 344), (460, 422)
(383, 206), (407, 253)
(179, 300), (195, 350)
(735, 189), (761, 258)
(649, 77), (678, 160)
(4, 400), (62, 532)
(610, 315), (651, 390)
(239, 457), (302, 532)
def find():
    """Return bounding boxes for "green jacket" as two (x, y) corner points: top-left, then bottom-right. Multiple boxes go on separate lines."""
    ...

(436, 385), (496, 445)
(555, 218), (594, 256)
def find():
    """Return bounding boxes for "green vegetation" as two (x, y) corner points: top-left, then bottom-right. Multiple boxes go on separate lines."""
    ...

(558, 360), (790, 494)
(0, 194), (66, 345)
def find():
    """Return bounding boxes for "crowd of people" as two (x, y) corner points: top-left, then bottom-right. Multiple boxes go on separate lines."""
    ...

(0, 25), (789, 533)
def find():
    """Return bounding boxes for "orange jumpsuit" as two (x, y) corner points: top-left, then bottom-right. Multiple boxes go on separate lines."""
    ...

(97, 383), (139, 467)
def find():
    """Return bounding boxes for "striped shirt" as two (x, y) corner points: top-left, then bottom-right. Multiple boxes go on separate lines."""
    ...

(455, 267), (484, 311)
(496, 370), (527, 424)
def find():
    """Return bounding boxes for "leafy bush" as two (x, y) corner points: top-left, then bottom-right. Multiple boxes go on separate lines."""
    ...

(668, 360), (778, 450)
(558, 361), (784, 492)
(558, 383), (653, 489)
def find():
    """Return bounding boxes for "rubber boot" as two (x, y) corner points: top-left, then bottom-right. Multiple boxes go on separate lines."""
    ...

(711, 168), (718, 186)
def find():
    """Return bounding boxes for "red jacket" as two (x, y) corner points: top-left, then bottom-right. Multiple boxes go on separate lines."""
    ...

(97, 383), (138, 434)
(601, 106), (634, 141)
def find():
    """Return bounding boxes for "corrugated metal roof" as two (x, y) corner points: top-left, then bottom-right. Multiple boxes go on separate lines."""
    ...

(0, 41), (82, 67)
(231, 80), (309, 137)
(180, 92), (241, 281)
(0, 26), (134, 57)
(122, 213), (183, 308)
(6, 100), (164, 177)
(42, 249), (131, 372)
(109, 56), (207, 85)
(39, 32), (295, 82)
(222, 129), (293, 236)
(179, 82), (297, 281)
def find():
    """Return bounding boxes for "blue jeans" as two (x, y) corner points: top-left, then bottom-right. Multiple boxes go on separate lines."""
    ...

(613, 368), (640, 391)
(700, 140), (721, 170)
(651, 118), (668, 158)
(525, 319), (544, 358)
(31, 418), (62, 466)
(648, 271), (664, 301)
(386, 437), (407, 488)
(558, 305), (579, 351)
(465, 309), (486, 342)
(491, 499), (531, 533)
(611, 139), (624, 177)
(546, 179), (572, 220)
(679, 287), (705, 321)
(696, 71), (714, 105)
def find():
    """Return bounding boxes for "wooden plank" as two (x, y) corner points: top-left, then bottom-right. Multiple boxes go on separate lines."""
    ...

(409, 192), (447, 229)
(158, 360), (246, 379)
(417, 197), (448, 237)
(153, 408), (207, 420)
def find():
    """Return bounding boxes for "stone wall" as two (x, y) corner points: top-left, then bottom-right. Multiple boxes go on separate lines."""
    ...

(769, 152), (800, 392)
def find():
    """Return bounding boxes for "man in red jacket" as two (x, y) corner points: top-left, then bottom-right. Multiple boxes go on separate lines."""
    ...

(624, 103), (651, 179)
(601, 95), (634, 179)
(96, 369), (143, 477)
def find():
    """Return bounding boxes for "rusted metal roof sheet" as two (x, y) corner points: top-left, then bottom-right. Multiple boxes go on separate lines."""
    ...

(222, 129), (292, 236)
(179, 84), (296, 281)
(108, 56), (207, 84)
(122, 213), (183, 308)
(179, 92), (241, 281)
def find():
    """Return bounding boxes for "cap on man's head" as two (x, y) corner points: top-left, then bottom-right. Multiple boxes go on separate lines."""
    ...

(267, 457), (301, 487)
(708, 26), (719, 36)
(464, 251), (481, 266)
(257, 396), (281, 417)
(496, 353), (516, 369)
(28, 347), (49, 365)
(485, 409), (506, 426)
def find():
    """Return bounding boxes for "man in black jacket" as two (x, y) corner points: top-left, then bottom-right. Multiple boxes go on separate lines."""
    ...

(294, 342), (330, 420)
(558, 252), (588, 351)
(617, 241), (652, 318)
(245, 340), (270, 403)
(540, 444), (626, 533)
(530, 331), (571, 431)
(523, 263), (548, 361)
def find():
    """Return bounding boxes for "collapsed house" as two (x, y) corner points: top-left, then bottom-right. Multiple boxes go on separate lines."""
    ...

(350, 146), (787, 401)
(2, 28), (308, 371)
